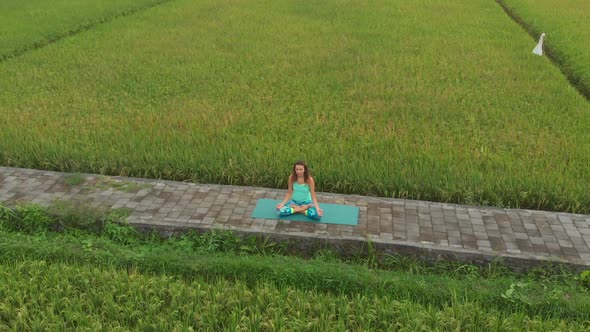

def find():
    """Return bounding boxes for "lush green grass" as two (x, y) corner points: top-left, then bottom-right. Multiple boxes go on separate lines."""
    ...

(1, 258), (588, 331)
(0, 0), (168, 60)
(1, 201), (589, 329)
(1, 0), (589, 213)
(499, 0), (590, 99)
(2, 200), (590, 325)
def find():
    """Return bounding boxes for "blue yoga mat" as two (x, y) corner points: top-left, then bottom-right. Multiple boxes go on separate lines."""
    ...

(251, 199), (359, 225)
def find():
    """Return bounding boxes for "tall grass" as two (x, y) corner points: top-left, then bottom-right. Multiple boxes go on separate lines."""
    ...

(0, 0), (170, 60)
(2, 228), (590, 323)
(1, 259), (587, 331)
(499, 0), (590, 99)
(1, 254), (589, 330)
(1, 201), (589, 325)
(1, 0), (589, 212)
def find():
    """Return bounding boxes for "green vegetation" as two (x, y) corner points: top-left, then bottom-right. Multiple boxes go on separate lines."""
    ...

(3, 0), (590, 328)
(1, 200), (590, 330)
(500, 0), (590, 99)
(64, 173), (153, 193)
(65, 173), (153, 192)
(1, 1), (589, 214)
(92, 176), (153, 193)
(1, 199), (589, 330)
(1, 258), (588, 331)
(0, 0), (169, 60)
(64, 172), (85, 186)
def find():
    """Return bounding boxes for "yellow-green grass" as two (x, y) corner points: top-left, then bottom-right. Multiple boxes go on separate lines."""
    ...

(499, 0), (590, 99)
(1, 259), (587, 331)
(1, 0), (589, 213)
(0, 0), (169, 60)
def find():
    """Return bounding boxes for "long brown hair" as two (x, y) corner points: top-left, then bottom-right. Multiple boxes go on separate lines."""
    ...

(291, 160), (310, 183)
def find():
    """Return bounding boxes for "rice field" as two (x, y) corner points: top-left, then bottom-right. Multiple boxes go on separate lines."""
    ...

(1, 0), (589, 213)
(0, 260), (575, 331)
(500, 0), (590, 99)
(1, 203), (589, 330)
(0, 0), (168, 61)
(2, 206), (590, 327)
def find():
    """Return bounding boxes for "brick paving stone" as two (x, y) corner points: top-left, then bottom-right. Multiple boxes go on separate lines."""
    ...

(468, 209), (482, 218)
(477, 240), (491, 248)
(447, 230), (460, 238)
(565, 226), (581, 237)
(460, 227), (474, 235)
(457, 213), (470, 221)
(474, 232), (488, 240)
(472, 224), (486, 233)
(554, 232), (570, 240)
(557, 238), (574, 248)
(445, 222), (459, 231)
(3, 167), (590, 269)
(489, 237), (506, 251)
(545, 242), (563, 255)
(562, 246), (579, 257)
(574, 243), (590, 254)
(449, 237), (462, 246)
(486, 229), (500, 238)
(529, 236), (544, 245)
(547, 215), (561, 225)
(380, 232), (393, 241)
(471, 218), (484, 226)
(431, 218), (444, 226)
(558, 215), (573, 224)
(433, 225), (446, 233)
(571, 237), (587, 247)
(517, 238), (534, 251)
(379, 218), (393, 233)
(431, 212), (444, 219)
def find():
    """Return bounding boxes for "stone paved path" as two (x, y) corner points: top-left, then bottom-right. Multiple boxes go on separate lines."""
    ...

(1, 167), (589, 271)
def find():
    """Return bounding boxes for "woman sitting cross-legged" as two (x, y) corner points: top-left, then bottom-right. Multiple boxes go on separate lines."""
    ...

(276, 160), (323, 220)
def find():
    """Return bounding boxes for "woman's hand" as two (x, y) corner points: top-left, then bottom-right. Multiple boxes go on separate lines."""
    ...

(317, 207), (323, 216)
(276, 203), (284, 210)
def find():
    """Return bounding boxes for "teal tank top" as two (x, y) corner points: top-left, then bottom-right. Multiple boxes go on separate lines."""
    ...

(292, 182), (312, 202)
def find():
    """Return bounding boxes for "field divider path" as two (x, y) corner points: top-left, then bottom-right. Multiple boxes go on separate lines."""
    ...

(0, 0), (174, 63)
(495, 0), (590, 102)
(1, 166), (589, 271)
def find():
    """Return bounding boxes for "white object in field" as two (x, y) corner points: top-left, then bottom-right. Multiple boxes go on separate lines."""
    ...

(532, 33), (546, 56)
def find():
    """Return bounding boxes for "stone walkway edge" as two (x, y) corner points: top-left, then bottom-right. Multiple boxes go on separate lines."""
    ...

(1, 167), (589, 272)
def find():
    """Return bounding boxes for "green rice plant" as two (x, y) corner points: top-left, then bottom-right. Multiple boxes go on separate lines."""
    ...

(3, 229), (590, 322)
(381, 253), (428, 275)
(103, 220), (138, 245)
(0, 0), (171, 60)
(0, 203), (16, 231)
(0, 259), (588, 330)
(239, 234), (288, 256)
(312, 248), (342, 264)
(499, 0), (590, 99)
(46, 199), (107, 233)
(102, 209), (137, 245)
(576, 270), (590, 290)
(167, 232), (198, 252)
(14, 203), (52, 234)
(177, 229), (287, 256)
(193, 229), (242, 253)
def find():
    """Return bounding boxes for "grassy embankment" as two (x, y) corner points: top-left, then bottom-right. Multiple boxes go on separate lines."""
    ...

(1, 202), (590, 330)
